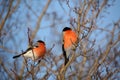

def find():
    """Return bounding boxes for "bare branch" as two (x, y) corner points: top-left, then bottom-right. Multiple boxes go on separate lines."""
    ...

(31, 0), (51, 40)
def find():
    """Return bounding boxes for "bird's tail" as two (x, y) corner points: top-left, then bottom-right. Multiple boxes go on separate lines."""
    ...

(13, 54), (22, 59)
(13, 47), (32, 59)
(62, 44), (69, 65)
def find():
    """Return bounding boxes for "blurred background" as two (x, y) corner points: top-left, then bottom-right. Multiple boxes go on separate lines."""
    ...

(0, 0), (120, 80)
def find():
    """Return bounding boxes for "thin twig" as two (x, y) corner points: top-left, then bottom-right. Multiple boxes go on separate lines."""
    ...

(31, 0), (51, 40)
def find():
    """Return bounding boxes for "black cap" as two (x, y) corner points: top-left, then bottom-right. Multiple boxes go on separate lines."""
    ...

(37, 40), (45, 44)
(62, 27), (71, 32)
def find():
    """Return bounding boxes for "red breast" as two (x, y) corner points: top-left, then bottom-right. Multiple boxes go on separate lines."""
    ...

(33, 42), (46, 58)
(63, 30), (78, 50)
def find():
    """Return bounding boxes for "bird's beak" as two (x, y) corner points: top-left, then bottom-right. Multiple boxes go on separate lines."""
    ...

(34, 42), (39, 47)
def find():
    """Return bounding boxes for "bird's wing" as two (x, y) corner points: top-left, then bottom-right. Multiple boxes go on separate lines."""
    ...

(22, 47), (33, 54)
(62, 44), (69, 65)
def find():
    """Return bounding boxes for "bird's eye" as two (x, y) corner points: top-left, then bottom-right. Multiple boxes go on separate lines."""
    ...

(35, 46), (39, 47)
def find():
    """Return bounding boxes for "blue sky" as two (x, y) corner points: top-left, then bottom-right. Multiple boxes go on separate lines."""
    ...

(38, 0), (120, 54)
(0, 0), (120, 79)
(2, 0), (119, 65)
